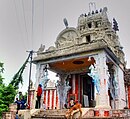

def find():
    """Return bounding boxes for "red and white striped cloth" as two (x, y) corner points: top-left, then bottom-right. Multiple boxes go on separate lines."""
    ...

(43, 89), (59, 109)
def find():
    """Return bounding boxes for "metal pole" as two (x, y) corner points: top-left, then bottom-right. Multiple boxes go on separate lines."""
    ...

(28, 50), (33, 109)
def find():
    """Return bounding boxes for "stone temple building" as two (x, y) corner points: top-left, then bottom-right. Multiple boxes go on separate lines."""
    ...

(33, 6), (126, 110)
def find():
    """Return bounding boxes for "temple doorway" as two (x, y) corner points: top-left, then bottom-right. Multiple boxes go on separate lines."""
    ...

(81, 74), (95, 107)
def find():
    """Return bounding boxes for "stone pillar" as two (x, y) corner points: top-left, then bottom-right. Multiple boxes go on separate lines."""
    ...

(35, 64), (46, 88)
(56, 73), (70, 109)
(29, 88), (36, 109)
(95, 52), (111, 109)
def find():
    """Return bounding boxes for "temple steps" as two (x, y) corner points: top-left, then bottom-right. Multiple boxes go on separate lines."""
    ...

(31, 109), (67, 119)
(31, 108), (130, 119)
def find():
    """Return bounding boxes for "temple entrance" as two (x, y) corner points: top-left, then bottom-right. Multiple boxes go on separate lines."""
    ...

(81, 74), (95, 107)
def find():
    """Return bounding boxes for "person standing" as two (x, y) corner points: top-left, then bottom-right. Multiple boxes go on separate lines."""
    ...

(20, 96), (26, 109)
(36, 84), (42, 108)
(15, 98), (21, 111)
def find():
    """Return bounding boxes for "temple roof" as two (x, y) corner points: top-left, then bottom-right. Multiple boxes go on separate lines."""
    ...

(33, 7), (125, 69)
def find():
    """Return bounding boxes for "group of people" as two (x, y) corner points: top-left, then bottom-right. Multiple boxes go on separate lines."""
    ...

(14, 83), (82, 119)
(36, 84), (79, 111)
(14, 84), (43, 119)
(15, 84), (45, 111)
(14, 84), (79, 111)
(15, 96), (27, 111)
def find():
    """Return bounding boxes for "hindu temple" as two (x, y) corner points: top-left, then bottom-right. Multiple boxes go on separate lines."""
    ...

(32, 4), (127, 111)
(3, 5), (130, 119)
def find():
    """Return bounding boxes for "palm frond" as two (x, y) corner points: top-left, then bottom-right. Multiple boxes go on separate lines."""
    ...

(10, 54), (30, 90)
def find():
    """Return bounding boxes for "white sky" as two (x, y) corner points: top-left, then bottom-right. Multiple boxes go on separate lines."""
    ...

(0, 0), (130, 93)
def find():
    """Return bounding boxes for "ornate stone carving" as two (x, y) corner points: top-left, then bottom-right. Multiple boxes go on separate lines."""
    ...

(88, 65), (100, 94)
(34, 7), (125, 67)
(37, 44), (45, 54)
(47, 80), (55, 88)
(78, 14), (86, 27)
(46, 46), (56, 52)
(107, 64), (119, 100)
(55, 28), (80, 49)
(35, 64), (46, 88)
(56, 74), (71, 109)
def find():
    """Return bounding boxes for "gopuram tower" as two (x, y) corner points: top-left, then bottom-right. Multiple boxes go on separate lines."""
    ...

(33, 6), (126, 110)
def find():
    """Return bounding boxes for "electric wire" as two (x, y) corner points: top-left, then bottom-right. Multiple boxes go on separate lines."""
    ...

(13, 0), (27, 50)
(31, 0), (34, 50)
(21, 0), (32, 91)
(41, 0), (44, 44)
(21, 0), (29, 50)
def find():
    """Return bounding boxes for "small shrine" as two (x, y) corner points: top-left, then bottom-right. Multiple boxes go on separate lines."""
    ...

(33, 6), (126, 110)
(42, 79), (59, 110)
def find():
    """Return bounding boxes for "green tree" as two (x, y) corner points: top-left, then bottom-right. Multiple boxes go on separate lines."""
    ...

(0, 84), (16, 117)
(0, 62), (16, 118)
(0, 53), (31, 118)
(0, 62), (4, 84)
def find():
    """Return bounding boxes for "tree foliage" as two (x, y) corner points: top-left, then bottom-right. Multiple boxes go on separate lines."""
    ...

(0, 62), (4, 85)
(0, 84), (16, 117)
(0, 53), (30, 118)
(0, 62), (17, 117)
(10, 55), (29, 90)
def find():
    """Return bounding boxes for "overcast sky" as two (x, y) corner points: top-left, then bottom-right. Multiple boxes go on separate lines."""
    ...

(0, 0), (130, 93)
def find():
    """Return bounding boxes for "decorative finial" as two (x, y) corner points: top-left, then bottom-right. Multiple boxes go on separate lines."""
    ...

(89, 2), (96, 13)
(113, 18), (119, 31)
(37, 44), (45, 53)
(103, 7), (107, 12)
(63, 18), (68, 28)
